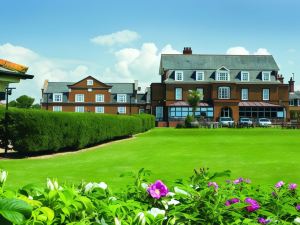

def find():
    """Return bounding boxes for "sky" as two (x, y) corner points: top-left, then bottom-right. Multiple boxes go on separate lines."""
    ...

(0, 0), (299, 102)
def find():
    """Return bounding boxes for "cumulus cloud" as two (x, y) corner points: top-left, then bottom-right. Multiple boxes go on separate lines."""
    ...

(100, 43), (180, 91)
(90, 30), (140, 46)
(226, 46), (250, 55)
(253, 48), (270, 55)
(226, 46), (271, 55)
(0, 43), (90, 102)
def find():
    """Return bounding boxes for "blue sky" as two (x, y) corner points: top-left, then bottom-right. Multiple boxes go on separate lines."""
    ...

(0, 0), (299, 101)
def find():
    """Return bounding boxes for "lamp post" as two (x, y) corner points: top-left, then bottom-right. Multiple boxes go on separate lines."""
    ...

(4, 87), (15, 154)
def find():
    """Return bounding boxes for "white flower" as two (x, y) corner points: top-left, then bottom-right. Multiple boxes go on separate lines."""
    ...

(109, 196), (117, 201)
(161, 200), (169, 210)
(47, 178), (55, 190)
(114, 217), (121, 225)
(0, 170), (7, 183)
(98, 182), (107, 190)
(28, 195), (33, 200)
(141, 183), (148, 189)
(166, 191), (175, 197)
(148, 208), (166, 218)
(137, 212), (146, 225)
(174, 187), (190, 196)
(53, 181), (59, 190)
(168, 199), (180, 206)
(294, 217), (300, 224)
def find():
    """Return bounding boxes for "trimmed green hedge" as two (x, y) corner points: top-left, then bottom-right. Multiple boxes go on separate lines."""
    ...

(3, 108), (154, 153)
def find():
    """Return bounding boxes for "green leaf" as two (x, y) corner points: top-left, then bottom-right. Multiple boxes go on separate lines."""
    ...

(39, 207), (54, 222)
(0, 198), (32, 224)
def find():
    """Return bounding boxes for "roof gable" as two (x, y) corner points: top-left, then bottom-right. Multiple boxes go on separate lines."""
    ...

(68, 76), (112, 89)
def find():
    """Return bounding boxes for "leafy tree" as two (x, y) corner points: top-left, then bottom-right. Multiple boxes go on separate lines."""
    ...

(187, 90), (203, 119)
(15, 95), (35, 108)
(8, 100), (17, 107)
(32, 103), (41, 109)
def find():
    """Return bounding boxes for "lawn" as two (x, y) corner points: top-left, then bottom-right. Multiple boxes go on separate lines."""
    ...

(1, 128), (300, 190)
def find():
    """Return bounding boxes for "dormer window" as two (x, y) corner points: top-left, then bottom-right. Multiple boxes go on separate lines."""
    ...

(87, 79), (93, 86)
(216, 67), (230, 81)
(175, 71), (184, 81)
(196, 71), (204, 81)
(117, 94), (127, 103)
(262, 71), (271, 81)
(53, 93), (63, 102)
(241, 71), (250, 82)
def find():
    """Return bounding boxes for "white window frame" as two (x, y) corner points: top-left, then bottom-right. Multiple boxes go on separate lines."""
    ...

(118, 106), (126, 114)
(298, 99), (300, 106)
(196, 71), (204, 81)
(88, 88), (92, 92)
(53, 93), (63, 102)
(289, 100), (294, 106)
(262, 89), (270, 101)
(53, 106), (62, 112)
(241, 71), (250, 82)
(216, 71), (230, 81)
(117, 94), (127, 103)
(155, 106), (163, 120)
(175, 71), (184, 81)
(87, 79), (93, 86)
(75, 94), (84, 102)
(218, 87), (230, 99)
(75, 106), (85, 113)
(196, 88), (204, 100)
(241, 88), (248, 100)
(175, 88), (182, 100)
(95, 94), (104, 102)
(95, 106), (104, 113)
(262, 71), (271, 81)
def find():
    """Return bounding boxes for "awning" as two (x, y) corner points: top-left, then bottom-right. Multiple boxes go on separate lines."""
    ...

(169, 101), (209, 107)
(238, 102), (281, 107)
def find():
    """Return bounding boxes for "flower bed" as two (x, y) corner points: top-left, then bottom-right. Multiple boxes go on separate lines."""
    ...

(0, 168), (299, 224)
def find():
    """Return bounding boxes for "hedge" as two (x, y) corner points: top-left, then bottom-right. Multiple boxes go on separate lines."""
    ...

(1, 108), (155, 153)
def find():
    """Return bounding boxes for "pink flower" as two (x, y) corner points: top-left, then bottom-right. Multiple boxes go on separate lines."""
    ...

(296, 205), (300, 211)
(245, 198), (260, 212)
(258, 217), (271, 224)
(147, 180), (169, 199)
(275, 181), (284, 188)
(208, 182), (218, 190)
(289, 183), (297, 190)
(225, 198), (240, 206)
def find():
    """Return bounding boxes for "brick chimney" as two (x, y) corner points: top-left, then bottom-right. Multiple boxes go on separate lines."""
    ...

(276, 74), (284, 83)
(183, 47), (192, 55)
(289, 77), (295, 93)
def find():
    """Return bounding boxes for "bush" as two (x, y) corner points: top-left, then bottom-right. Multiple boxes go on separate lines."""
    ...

(176, 123), (185, 129)
(2, 108), (155, 153)
(0, 168), (299, 224)
(184, 115), (193, 128)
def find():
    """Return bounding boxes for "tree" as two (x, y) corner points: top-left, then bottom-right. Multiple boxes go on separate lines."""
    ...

(187, 90), (203, 119)
(8, 100), (17, 107)
(15, 95), (35, 108)
(32, 103), (41, 109)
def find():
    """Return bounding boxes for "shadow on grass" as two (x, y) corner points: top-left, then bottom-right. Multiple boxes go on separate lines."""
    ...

(0, 135), (132, 159)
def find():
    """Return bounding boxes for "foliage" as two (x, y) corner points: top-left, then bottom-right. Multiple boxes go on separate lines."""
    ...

(0, 168), (300, 224)
(1, 108), (155, 153)
(31, 104), (41, 109)
(175, 123), (185, 129)
(184, 115), (194, 128)
(14, 95), (35, 108)
(187, 90), (202, 118)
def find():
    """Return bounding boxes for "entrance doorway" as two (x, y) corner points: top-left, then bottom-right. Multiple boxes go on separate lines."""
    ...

(220, 107), (232, 118)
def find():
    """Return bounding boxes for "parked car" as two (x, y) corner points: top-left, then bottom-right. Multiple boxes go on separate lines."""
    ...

(257, 118), (272, 127)
(238, 118), (253, 127)
(219, 117), (235, 127)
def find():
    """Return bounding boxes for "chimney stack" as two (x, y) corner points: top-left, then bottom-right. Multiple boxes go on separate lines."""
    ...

(276, 74), (284, 84)
(183, 47), (192, 55)
(288, 77), (295, 93)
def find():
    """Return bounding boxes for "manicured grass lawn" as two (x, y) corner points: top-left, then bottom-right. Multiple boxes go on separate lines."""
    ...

(1, 128), (300, 190)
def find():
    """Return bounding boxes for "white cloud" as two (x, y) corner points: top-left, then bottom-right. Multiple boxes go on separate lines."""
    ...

(226, 46), (271, 55)
(100, 43), (179, 91)
(0, 43), (90, 102)
(226, 47), (250, 55)
(253, 48), (270, 55)
(90, 30), (140, 46)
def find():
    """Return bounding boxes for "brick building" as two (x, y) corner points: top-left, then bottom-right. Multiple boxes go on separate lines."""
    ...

(151, 47), (290, 127)
(41, 76), (150, 114)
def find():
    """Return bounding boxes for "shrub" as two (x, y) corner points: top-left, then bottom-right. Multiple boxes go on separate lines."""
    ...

(176, 123), (185, 129)
(184, 115), (193, 128)
(2, 108), (155, 153)
(0, 168), (300, 224)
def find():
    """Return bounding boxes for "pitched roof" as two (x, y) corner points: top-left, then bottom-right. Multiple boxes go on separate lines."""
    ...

(159, 54), (279, 74)
(0, 68), (34, 79)
(106, 83), (134, 94)
(44, 82), (74, 93)
(289, 91), (300, 100)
